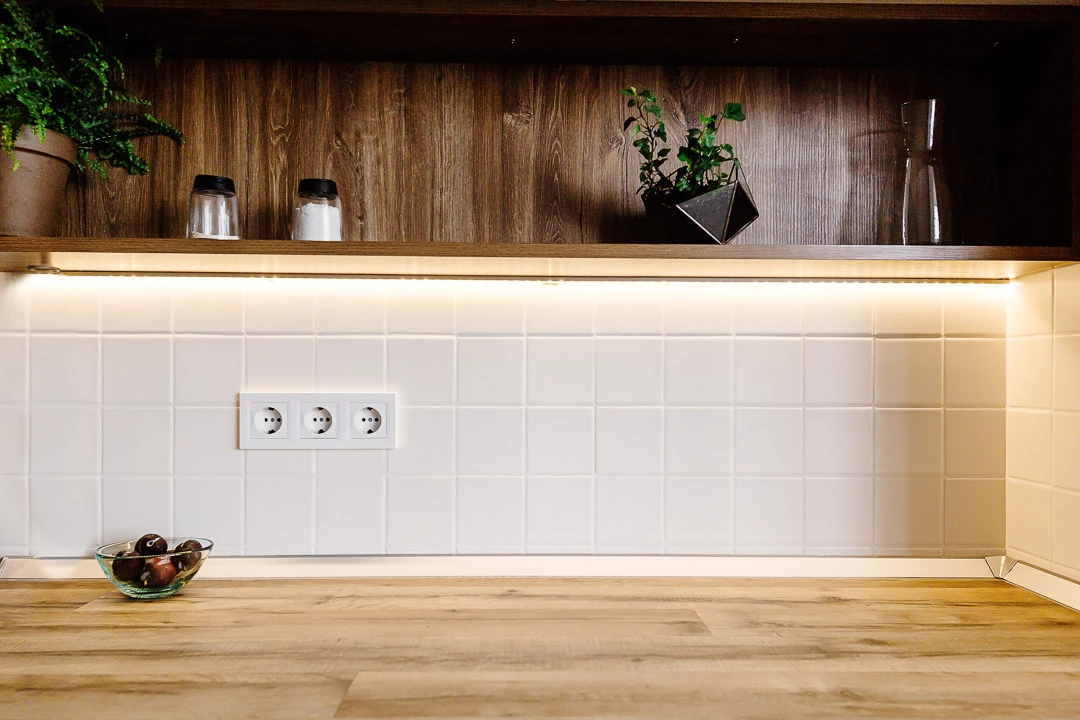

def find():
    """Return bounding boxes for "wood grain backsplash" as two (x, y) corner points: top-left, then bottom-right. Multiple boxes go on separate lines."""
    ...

(56, 59), (1020, 245)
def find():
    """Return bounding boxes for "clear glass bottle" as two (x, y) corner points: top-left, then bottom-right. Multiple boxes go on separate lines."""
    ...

(186, 175), (240, 240)
(901, 99), (952, 245)
(291, 178), (342, 242)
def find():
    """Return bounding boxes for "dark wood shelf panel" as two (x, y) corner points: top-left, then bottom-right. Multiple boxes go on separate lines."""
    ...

(2, 239), (1074, 280)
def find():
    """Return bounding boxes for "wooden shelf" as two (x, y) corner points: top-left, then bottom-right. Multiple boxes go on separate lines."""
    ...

(2, 239), (1074, 280)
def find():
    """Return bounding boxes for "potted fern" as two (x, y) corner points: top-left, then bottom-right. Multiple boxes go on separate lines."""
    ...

(622, 87), (758, 244)
(0, 0), (182, 237)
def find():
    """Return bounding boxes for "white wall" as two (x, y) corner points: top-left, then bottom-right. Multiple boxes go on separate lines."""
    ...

(1005, 265), (1080, 581)
(0, 273), (1006, 558)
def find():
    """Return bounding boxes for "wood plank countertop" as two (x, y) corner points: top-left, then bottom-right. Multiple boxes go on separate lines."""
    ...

(3, 577), (1080, 719)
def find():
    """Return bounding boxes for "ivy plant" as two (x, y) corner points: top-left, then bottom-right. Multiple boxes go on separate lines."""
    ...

(622, 86), (745, 204)
(0, 0), (182, 176)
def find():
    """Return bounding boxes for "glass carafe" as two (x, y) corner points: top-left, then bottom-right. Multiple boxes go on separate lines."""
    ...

(901, 99), (951, 245)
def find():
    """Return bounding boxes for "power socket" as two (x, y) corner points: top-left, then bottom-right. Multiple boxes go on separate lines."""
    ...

(240, 393), (395, 449)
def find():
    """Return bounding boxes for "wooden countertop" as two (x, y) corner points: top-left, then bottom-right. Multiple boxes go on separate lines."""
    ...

(2, 577), (1080, 718)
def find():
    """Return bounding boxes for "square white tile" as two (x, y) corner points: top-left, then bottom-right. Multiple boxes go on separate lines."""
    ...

(665, 408), (732, 476)
(664, 476), (733, 552)
(174, 408), (242, 476)
(1006, 410), (1052, 484)
(874, 338), (942, 408)
(245, 337), (315, 392)
(457, 338), (524, 405)
(526, 476), (593, 552)
(944, 478), (1004, 548)
(103, 407), (171, 476)
(0, 476), (27, 547)
(0, 273), (29, 332)
(1052, 489), (1080, 572)
(101, 476), (172, 544)
(29, 476), (99, 557)
(174, 476), (243, 555)
(944, 339), (1005, 408)
(315, 474), (385, 555)
(525, 286), (595, 336)
(526, 408), (593, 476)
(245, 449), (314, 475)
(316, 449), (388, 476)
(31, 335), (99, 403)
(245, 286), (315, 334)
(733, 292), (804, 336)
(1007, 270), (1054, 337)
(387, 407), (454, 476)
(386, 476), (454, 554)
(455, 290), (525, 336)
(1055, 265), (1080, 334)
(101, 281), (172, 333)
(527, 338), (594, 406)
(385, 292), (455, 334)
(103, 336), (171, 405)
(944, 409), (1005, 478)
(1054, 412), (1080, 492)
(457, 408), (524, 476)
(315, 337), (385, 392)
(664, 338), (731, 406)
(874, 476), (943, 548)
(596, 476), (662, 553)
(734, 408), (803, 476)
(29, 278), (100, 333)
(174, 336), (243, 406)
(456, 476), (525, 553)
(171, 283), (243, 335)
(595, 339), (663, 405)
(1006, 337), (1053, 409)
(1006, 478), (1052, 560)
(0, 335), (27, 404)
(0, 407), (27, 474)
(734, 476), (803, 548)
(804, 288), (874, 336)
(944, 284), (1006, 338)
(386, 337), (455, 406)
(594, 290), (663, 335)
(805, 476), (873, 548)
(595, 407), (662, 476)
(874, 288), (941, 337)
(734, 338), (802, 406)
(804, 408), (873, 476)
(803, 338), (873, 407)
(662, 286), (732, 335)
(1054, 335), (1080, 411)
(874, 409), (942, 476)
(30, 406), (99, 475)
(245, 474), (314, 555)
(315, 283), (386, 335)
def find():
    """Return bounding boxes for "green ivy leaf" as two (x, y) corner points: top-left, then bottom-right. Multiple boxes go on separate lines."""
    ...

(722, 102), (746, 122)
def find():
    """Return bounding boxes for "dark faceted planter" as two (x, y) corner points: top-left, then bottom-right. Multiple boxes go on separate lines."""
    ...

(643, 181), (759, 244)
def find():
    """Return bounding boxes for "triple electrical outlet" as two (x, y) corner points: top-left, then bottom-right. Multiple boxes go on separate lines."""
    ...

(239, 393), (397, 450)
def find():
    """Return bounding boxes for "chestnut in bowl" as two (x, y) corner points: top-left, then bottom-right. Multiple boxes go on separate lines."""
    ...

(95, 537), (214, 600)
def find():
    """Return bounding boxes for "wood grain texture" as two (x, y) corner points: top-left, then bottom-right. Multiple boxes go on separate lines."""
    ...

(50, 51), (1074, 248)
(3, 578), (1080, 719)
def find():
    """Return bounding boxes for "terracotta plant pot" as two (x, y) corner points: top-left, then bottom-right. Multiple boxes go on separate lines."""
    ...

(0, 127), (78, 237)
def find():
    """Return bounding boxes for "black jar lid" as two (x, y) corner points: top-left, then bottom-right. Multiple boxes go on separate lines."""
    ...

(298, 178), (338, 197)
(192, 174), (236, 194)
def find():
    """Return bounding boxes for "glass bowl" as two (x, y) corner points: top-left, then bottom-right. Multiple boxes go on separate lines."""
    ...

(95, 537), (213, 599)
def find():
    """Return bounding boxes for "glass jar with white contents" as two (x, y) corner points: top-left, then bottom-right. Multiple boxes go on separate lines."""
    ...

(291, 178), (342, 241)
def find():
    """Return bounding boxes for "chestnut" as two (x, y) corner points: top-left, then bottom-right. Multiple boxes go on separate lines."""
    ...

(172, 539), (203, 572)
(134, 533), (168, 556)
(140, 555), (177, 588)
(111, 551), (143, 583)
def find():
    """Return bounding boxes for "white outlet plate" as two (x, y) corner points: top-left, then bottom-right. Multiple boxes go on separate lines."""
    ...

(240, 393), (396, 449)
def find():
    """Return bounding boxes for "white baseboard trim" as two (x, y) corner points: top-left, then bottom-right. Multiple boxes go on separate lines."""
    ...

(1002, 561), (1080, 613)
(1, 555), (994, 580)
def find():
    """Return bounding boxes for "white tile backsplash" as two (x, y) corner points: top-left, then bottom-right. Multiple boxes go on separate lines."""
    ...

(102, 476), (172, 544)
(1, 276), (1010, 558)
